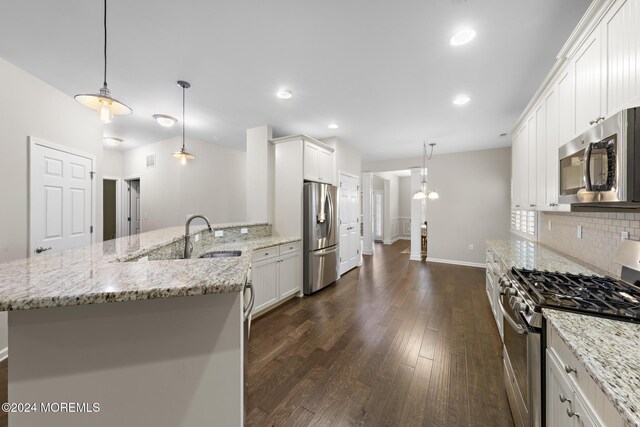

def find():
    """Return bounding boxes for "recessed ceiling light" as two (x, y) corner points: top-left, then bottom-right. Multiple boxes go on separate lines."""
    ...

(453, 94), (471, 105)
(328, 123), (339, 129)
(450, 28), (476, 46)
(153, 114), (177, 127)
(277, 89), (293, 99)
(103, 137), (123, 147)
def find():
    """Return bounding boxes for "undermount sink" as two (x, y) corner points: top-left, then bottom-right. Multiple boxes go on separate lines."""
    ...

(198, 250), (242, 258)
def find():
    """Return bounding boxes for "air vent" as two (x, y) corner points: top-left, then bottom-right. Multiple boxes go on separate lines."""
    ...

(146, 153), (156, 168)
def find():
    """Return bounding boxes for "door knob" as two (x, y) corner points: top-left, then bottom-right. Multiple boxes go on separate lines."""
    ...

(35, 247), (52, 254)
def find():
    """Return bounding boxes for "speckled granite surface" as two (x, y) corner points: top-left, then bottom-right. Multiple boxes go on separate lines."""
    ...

(544, 309), (640, 427)
(0, 224), (299, 311)
(486, 239), (601, 275)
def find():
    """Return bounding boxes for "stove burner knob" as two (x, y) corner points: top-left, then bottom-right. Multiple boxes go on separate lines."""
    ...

(510, 298), (529, 313)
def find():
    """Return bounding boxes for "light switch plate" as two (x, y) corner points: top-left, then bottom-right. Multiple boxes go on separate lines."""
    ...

(240, 228), (249, 234)
(214, 230), (224, 237)
(622, 231), (630, 240)
(577, 225), (583, 239)
(468, 244), (474, 250)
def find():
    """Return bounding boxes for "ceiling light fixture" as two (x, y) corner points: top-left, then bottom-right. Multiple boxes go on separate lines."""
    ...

(328, 123), (339, 129)
(75, 0), (132, 123)
(453, 94), (471, 105)
(277, 89), (293, 99)
(450, 28), (477, 46)
(153, 114), (177, 128)
(103, 137), (123, 147)
(172, 81), (195, 165)
(413, 142), (439, 200)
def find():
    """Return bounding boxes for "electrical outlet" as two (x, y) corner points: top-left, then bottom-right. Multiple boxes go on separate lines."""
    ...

(622, 231), (630, 240)
(214, 230), (224, 237)
(240, 228), (248, 234)
(577, 225), (583, 239)
(468, 244), (474, 250)
(548, 220), (552, 231)
(195, 234), (201, 242)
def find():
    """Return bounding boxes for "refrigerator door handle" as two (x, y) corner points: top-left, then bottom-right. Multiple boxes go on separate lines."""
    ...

(326, 189), (334, 241)
(313, 245), (338, 256)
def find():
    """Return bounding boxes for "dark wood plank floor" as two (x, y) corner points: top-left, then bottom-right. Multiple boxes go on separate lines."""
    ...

(247, 241), (514, 427)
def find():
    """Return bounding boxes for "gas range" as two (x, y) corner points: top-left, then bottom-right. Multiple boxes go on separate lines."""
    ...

(507, 268), (640, 325)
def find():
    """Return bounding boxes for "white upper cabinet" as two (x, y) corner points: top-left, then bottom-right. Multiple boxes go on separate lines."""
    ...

(604, 0), (640, 114)
(535, 103), (547, 208)
(545, 88), (561, 208)
(573, 30), (604, 135)
(557, 67), (575, 146)
(527, 114), (538, 208)
(304, 141), (334, 184)
(511, 124), (528, 209)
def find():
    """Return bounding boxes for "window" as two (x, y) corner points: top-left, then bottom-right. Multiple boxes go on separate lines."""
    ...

(511, 209), (536, 237)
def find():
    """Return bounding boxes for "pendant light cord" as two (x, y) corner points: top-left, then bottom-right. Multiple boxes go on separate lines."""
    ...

(103, 0), (108, 87)
(182, 84), (186, 151)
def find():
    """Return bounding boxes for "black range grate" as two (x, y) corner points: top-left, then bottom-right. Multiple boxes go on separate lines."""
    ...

(511, 268), (640, 322)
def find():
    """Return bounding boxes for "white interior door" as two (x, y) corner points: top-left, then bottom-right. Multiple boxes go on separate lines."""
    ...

(29, 139), (94, 255)
(128, 180), (141, 235)
(339, 174), (360, 275)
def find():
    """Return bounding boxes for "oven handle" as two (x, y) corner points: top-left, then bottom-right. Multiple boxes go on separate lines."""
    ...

(583, 142), (593, 191)
(499, 297), (527, 335)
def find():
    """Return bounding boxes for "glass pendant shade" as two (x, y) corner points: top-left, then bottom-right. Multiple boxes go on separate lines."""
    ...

(413, 142), (439, 200)
(172, 148), (195, 165)
(427, 190), (439, 200)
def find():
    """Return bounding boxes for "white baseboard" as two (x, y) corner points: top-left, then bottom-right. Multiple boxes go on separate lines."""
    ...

(397, 236), (410, 241)
(426, 257), (486, 269)
(362, 250), (373, 256)
(383, 236), (402, 245)
(0, 347), (7, 362)
(409, 255), (422, 261)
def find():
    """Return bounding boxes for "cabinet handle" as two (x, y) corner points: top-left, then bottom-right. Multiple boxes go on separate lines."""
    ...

(515, 205), (521, 208)
(549, 203), (557, 207)
(566, 408), (580, 419)
(559, 394), (571, 404)
(564, 364), (577, 374)
(529, 204), (536, 207)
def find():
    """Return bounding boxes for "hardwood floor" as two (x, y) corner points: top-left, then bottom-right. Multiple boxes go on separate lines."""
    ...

(246, 241), (514, 427)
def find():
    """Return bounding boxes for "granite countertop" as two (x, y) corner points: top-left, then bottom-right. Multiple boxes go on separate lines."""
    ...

(0, 224), (299, 312)
(486, 238), (601, 276)
(544, 310), (640, 427)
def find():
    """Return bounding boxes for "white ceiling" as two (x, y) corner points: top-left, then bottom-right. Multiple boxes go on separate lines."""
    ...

(0, 0), (591, 161)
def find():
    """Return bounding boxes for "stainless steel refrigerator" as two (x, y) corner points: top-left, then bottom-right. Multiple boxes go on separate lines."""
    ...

(303, 182), (339, 295)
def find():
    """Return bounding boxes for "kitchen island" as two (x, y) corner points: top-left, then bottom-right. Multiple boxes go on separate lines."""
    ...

(0, 223), (299, 426)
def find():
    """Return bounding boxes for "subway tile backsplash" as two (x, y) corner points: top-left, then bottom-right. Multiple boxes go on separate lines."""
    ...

(538, 211), (640, 278)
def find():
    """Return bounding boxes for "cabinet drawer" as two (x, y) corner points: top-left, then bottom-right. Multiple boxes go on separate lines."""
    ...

(251, 246), (279, 262)
(279, 241), (301, 256)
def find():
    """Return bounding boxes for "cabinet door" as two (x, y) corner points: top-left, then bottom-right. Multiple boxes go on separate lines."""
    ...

(535, 103), (546, 209)
(572, 394), (600, 427)
(512, 132), (520, 209)
(527, 114), (537, 209)
(574, 31), (603, 135)
(278, 251), (302, 299)
(318, 148), (333, 183)
(604, 0), (640, 115)
(252, 258), (279, 313)
(558, 67), (575, 145)
(546, 351), (576, 427)
(304, 142), (319, 181)
(545, 88), (560, 208)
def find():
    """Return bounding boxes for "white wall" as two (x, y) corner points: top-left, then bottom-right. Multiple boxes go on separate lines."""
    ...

(103, 149), (123, 177)
(121, 136), (246, 232)
(398, 176), (412, 238)
(364, 147), (512, 265)
(0, 57), (104, 357)
(321, 136), (362, 180)
(374, 172), (401, 244)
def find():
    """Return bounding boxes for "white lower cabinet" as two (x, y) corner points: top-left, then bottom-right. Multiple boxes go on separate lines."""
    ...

(251, 244), (302, 315)
(546, 324), (625, 427)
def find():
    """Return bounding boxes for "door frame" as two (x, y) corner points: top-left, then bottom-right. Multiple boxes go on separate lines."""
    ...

(28, 136), (96, 255)
(123, 176), (141, 236)
(102, 176), (122, 240)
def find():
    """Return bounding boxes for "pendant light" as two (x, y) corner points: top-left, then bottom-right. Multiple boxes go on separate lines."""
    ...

(172, 80), (195, 165)
(75, 0), (132, 123)
(413, 142), (439, 200)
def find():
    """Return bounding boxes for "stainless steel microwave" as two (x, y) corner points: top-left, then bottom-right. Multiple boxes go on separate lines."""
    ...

(558, 107), (640, 207)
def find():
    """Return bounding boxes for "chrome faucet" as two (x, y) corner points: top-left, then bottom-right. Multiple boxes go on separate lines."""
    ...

(184, 215), (213, 259)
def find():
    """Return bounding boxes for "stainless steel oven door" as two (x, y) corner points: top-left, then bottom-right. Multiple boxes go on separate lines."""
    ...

(500, 292), (530, 427)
